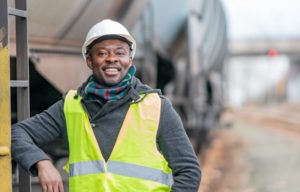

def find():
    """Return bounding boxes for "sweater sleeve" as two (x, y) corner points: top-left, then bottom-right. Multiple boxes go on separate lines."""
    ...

(157, 97), (201, 192)
(11, 100), (66, 176)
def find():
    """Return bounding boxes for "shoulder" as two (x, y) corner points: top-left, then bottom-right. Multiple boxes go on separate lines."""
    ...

(159, 95), (171, 106)
(132, 77), (153, 93)
(154, 93), (188, 142)
(158, 94), (183, 131)
(159, 95), (176, 115)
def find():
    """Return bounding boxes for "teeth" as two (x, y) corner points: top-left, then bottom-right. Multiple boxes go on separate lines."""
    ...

(105, 68), (118, 72)
(104, 68), (119, 76)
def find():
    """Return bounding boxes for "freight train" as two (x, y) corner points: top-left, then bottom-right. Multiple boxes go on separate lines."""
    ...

(8, 0), (227, 190)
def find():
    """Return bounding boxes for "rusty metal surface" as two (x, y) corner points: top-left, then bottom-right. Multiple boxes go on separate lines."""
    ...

(0, 46), (12, 192)
(0, 0), (12, 191)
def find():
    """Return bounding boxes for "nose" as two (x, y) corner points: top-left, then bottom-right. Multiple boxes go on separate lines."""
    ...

(106, 52), (118, 63)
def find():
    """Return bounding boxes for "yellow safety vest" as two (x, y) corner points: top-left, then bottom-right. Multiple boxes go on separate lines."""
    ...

(63, 90), (173, 192)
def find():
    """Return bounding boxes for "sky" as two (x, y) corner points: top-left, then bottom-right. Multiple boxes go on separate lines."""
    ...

(221, 0), (300, 40)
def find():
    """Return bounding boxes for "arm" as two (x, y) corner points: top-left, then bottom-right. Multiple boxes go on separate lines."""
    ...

(11, 99), (66, 175)
(12, 100), (66, 192)
(158, 97), (201, 192)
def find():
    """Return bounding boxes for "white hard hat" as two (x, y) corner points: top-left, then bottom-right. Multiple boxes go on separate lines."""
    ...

(82, 19), (136, 60)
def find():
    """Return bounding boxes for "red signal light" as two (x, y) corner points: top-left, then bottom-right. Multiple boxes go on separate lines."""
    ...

(267, 48), (279, 57)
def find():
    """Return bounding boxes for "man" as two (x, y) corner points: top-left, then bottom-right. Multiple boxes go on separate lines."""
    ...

(12, 19), (201, 192)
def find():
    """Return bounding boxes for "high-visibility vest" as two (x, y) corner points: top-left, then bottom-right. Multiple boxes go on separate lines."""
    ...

(63, 90), (173, 192)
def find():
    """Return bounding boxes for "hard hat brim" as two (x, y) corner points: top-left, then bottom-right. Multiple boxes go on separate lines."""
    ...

(86, 35), (133, 53)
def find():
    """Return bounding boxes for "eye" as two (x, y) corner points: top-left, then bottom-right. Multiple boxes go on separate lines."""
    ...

(115, 49), (126, 56)
(97, 51), (108, 57)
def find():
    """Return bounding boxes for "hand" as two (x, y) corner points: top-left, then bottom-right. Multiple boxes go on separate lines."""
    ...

(37, 160), (64, 192)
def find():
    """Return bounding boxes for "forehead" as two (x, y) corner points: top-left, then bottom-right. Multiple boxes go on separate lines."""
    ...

(93, 39), (130, 49)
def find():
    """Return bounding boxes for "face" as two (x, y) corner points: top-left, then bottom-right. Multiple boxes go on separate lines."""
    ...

(86, 39), (133, 86)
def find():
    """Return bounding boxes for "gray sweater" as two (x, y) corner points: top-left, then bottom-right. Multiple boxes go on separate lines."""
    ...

(12, 77), (201, 191)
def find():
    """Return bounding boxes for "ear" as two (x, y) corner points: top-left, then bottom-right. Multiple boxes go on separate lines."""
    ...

(86, 55), (93, 70)
(129, 55), (133, 66)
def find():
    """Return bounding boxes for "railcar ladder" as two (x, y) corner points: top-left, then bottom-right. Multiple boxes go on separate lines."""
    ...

(0, 0), (31, 191)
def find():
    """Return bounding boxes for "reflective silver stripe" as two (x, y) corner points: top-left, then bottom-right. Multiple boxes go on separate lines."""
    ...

(107, 160), (173, 186)
(69, 160), (105, 176)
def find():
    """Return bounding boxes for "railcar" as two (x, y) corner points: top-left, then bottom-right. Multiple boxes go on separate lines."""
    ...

(6, 0), (227, 190)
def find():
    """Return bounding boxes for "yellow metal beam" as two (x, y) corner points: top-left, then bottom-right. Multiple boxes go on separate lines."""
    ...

(0, 45), (12, 192)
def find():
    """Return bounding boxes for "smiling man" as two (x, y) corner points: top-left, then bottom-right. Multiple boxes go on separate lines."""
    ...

(12, 19), (201, 192)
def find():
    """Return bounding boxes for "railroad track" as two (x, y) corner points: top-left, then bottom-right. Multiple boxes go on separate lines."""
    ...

(198, 104), (300, 192)
(235, 104), (300, 134)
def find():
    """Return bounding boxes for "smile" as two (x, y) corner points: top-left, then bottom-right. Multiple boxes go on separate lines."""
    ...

(103, 67), (120, 76)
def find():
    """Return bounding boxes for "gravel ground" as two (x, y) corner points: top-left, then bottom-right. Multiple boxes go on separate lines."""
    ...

(199, 111), (300, 192)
